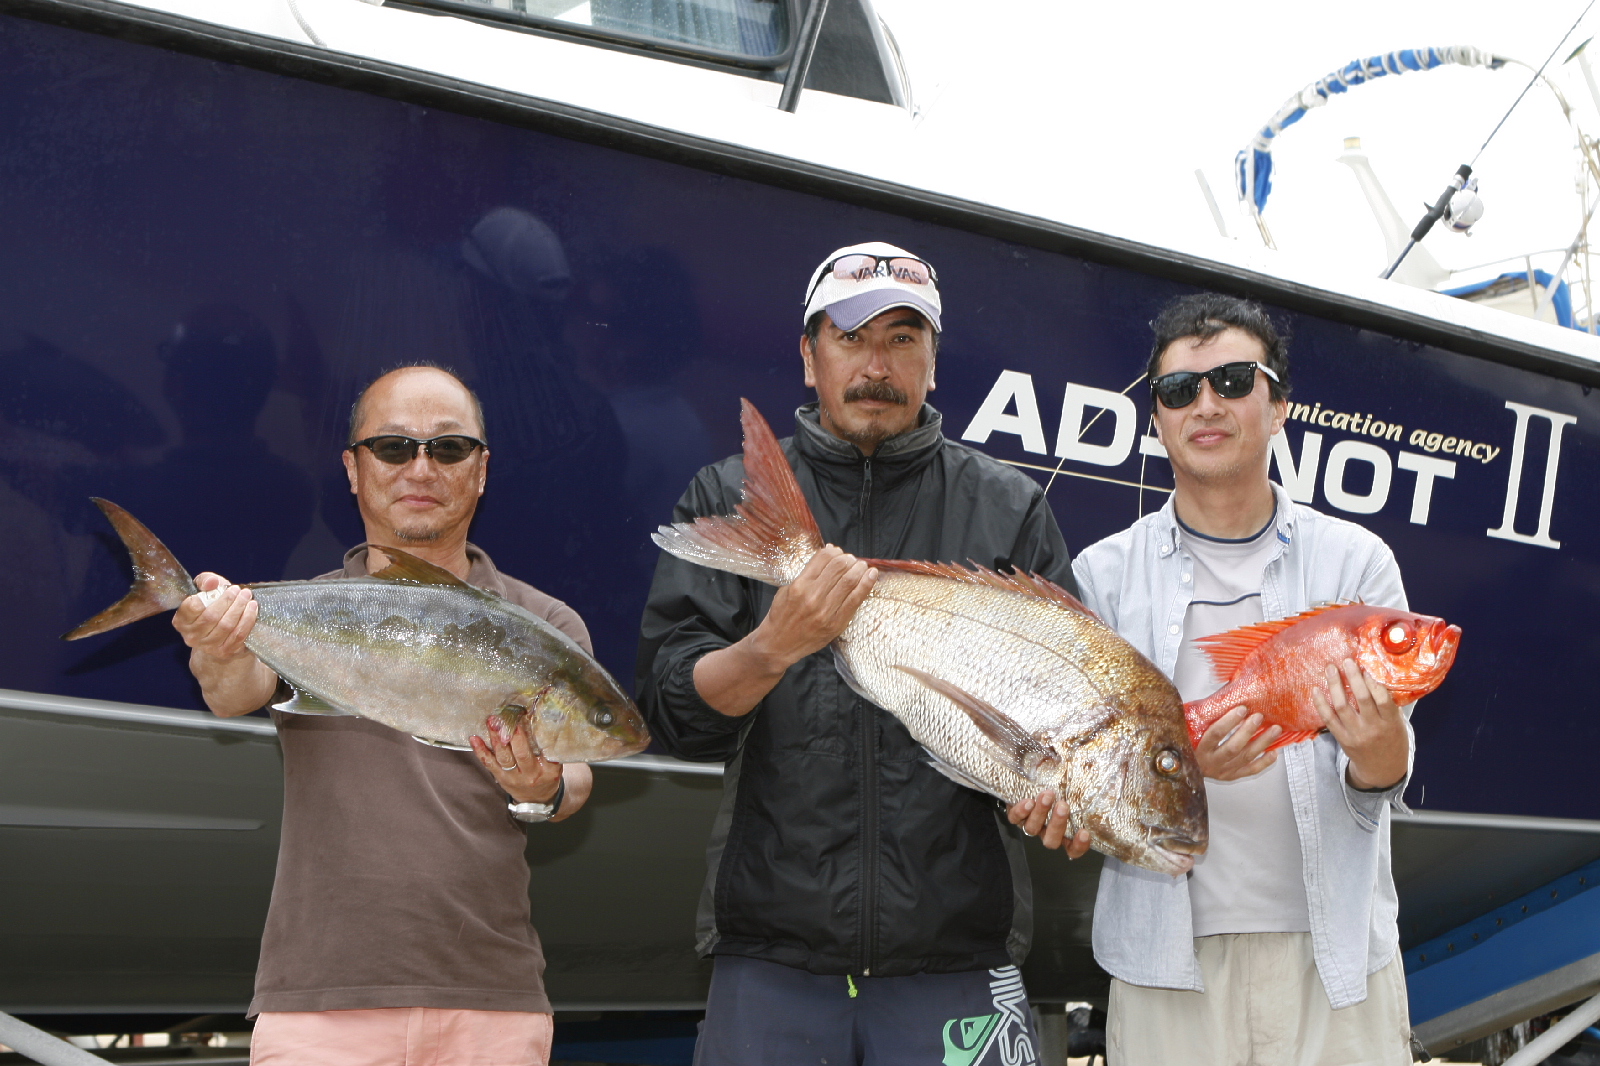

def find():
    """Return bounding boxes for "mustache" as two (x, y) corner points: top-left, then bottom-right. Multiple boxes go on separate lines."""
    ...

(843, 381), (908, 406)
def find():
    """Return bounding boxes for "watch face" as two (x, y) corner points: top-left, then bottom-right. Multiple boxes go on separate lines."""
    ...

(510, 779), (564, 822)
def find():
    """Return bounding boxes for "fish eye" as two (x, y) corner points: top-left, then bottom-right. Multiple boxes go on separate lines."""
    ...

(1382, 621), (1415, 654)
(595, 711), (614, 728)
(1154, 749), (1181, 776)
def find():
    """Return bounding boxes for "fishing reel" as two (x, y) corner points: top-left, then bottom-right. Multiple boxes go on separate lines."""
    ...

(1442, 177), (1484, 234)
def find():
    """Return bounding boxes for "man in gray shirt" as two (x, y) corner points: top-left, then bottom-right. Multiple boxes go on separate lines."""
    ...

(1022, 294), (1415, 1064)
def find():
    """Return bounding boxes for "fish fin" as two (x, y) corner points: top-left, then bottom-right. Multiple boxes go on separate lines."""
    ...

(1265, 727), (1325, 752)
(63, 498), (198, 640)
(368, 547), (472, 588)
(924, 755), (999, 798)
(1193, 604), (1352, 682)
(894, 665), (1059, 780)
(830, 646), (876, 703)
(651, 400), (822, 586)
(863, 559), (1098, 620)
(492, 703), (528, 729)
(272, 687), (352, 716)
(411, 734), (473, 751)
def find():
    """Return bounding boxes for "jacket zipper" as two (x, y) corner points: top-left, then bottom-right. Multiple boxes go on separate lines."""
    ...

(858, 455), (877, 976)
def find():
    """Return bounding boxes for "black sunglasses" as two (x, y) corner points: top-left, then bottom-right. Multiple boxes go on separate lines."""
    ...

(1150, 361), (1280, 409)
(349, 434), (487, 465)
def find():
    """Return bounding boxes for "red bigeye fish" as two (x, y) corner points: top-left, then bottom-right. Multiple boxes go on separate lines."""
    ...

(1183, 604), (1462, 750)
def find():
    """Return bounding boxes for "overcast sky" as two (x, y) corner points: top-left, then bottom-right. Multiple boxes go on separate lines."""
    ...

(873, 0), (1597, 295)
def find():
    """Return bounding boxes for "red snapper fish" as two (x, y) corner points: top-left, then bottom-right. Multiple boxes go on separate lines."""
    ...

(1182, 604), (1462, 749)
(652, 400), (1209, 876)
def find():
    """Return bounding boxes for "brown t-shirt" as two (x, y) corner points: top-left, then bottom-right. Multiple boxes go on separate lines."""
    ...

(249, 543), (590, 1017)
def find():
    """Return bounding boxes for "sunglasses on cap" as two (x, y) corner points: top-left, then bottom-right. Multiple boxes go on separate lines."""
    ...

(1150, 361), (1280, 409)
(349, 434), (487, 465)
(806, 253), (938, 305)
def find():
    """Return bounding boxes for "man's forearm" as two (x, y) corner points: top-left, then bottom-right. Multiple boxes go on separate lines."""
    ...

(190, 648), (279, 717)
(692, 636), (794, 717)
(551, 763), (593, 823)
(1346, 755), (1409, 792)
(689, 548), (877, 717)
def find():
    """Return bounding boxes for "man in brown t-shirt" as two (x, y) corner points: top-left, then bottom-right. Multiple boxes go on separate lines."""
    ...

(172, 365), (588, 1066)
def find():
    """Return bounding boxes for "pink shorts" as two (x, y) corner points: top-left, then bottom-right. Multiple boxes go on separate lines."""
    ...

(249, 1007), (553, 1066)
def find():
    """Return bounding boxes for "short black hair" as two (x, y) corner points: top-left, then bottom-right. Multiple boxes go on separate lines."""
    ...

(802, 308), (941, 355)
(1147, 293), (1290, 402)
(347, 363), (486, 447)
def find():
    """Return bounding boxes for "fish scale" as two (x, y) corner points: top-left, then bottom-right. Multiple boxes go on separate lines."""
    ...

(654, 400), (1209, 875)
(245, 582), (547, 746)
(840, 574), (1175, 821)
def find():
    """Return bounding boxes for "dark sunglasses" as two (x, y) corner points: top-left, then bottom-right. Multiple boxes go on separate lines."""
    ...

(1150, 361), (1280, 409)
(805, 253), (938, 305)
(349, 434), (486, 465)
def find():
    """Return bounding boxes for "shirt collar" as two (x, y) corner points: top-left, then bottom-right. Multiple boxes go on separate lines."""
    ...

(1155, 480), (1296, 552)
(341, 541), (504, 594)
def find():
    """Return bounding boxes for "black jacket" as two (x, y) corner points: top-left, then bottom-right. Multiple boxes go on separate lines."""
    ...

(636, 403), (1076, 977)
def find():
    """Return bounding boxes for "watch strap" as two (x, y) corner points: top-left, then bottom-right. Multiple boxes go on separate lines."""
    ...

(507, 775), (565, 823)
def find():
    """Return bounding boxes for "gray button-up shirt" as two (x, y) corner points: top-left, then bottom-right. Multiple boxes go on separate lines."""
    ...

(1073, 482), (1412, 1009)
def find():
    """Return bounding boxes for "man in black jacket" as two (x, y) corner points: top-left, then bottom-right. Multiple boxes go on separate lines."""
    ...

(637, 242), (1082, 1065)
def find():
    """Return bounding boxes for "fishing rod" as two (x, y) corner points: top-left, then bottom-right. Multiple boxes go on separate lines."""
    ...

(1383, 0), (1599, 280)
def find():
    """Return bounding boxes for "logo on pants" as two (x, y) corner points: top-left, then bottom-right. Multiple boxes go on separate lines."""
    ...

(939, 968), (1039, 1066)
(941, 1014), (1000, 1066)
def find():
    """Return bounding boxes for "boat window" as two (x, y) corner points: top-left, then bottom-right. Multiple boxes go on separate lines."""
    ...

(422, 0), (793, 63)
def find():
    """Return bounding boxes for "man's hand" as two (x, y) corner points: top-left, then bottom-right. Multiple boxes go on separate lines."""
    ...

(1195, 706), (1282, 781)
(748, 546), (877, 666)
(693, 545), (876, 717)
(1006, 790), (1092, 857)
(471, 713), (564, 806)
(173, 572), (278, 717)
(1312, 659), (1410, 790)
(173, 572), (258, 660)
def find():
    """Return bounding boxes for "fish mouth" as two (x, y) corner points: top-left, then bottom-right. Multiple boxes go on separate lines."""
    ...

(601, 732), (651, 759)
(1154, 833), (1206, 855)
(1147, 831), (1206, 875)
(1428, 620), (1462, 652)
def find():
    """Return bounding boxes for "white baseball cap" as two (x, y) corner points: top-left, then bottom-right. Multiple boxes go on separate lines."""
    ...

(802, 241), (942, 333)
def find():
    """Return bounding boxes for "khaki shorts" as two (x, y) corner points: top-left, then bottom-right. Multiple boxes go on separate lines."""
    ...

(1107, 932), (1412, 1066)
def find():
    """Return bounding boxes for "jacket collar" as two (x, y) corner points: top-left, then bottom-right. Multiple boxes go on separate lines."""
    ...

(341, 541), (506, 596)
(791, 401), (945, 468)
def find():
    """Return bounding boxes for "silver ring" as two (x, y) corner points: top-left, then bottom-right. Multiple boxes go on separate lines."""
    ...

(498, 762), (518, 772)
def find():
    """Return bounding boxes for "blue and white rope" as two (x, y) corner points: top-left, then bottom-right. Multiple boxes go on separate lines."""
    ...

(1236, 46), (1504, 214)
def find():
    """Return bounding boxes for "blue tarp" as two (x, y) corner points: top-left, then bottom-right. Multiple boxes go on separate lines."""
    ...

(1442, 268), (1576, 329)
(1236, 46), (1503, 214)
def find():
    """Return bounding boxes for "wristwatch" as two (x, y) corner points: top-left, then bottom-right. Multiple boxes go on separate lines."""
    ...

(508, 777), (565, 823)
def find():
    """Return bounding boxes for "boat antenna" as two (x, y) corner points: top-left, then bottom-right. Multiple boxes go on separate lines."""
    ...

(1383, 0), (1599, 279)
(778, 0), (831, 113)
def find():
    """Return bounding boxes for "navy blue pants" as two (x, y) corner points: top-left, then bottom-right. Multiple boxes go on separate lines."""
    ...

(693, 955), (1042, 1066)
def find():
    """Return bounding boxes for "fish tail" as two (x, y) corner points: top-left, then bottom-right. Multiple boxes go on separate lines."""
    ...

(63, 499), (197, 640)
(651, 399), (822, 585)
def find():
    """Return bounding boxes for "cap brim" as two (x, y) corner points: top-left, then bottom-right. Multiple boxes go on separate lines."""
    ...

(824, 290), (942, 333)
